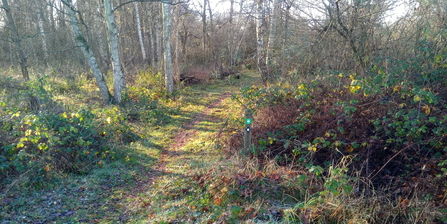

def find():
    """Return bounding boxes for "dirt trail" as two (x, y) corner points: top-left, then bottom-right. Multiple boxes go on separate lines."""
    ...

(154, 92), (231, 175)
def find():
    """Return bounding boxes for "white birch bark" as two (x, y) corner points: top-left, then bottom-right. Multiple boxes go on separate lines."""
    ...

(256, 0), (268, 84)
(266, 0), (280, 72)
(173, 5), (179, 79)
(38, 12), (49, 62)
(104, 0), (125, 104)
(202, 0), (207, 54)
(62, 0), (112, 104)
(228, 0), (234, 67)
(49, 0), (55, 31)
(155, 3), (162, 68)
(134, 2), (146, 61)
(163, 2), (174, 93)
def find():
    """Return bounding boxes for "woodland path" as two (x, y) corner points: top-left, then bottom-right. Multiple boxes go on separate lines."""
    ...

(0, 75), (255, 224)
(121, 87), (242, 222)
(155, 92), (231, 173)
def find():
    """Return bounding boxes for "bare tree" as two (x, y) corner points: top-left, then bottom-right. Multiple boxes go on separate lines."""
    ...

(155, 3), (163, 68)
(319, 0), (388, 74)
(256, 0), (269, 84)
(134, 2), (147, 61)
(146, 5), (156, 66)
(1, 0), (29, 80)
(62, 0), (112, 104)
(202, 0), (207, 55)
(266, 0), (281, 76)
(104, 0), (126, 104)
(38, 7), (49, 64)
(163, 1), (174, 93)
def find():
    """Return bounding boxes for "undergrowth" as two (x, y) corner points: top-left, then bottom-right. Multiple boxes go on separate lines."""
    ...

(0, 70), (170, 190)
(221, 69), (447, 223)
(1, 65), (446, 223)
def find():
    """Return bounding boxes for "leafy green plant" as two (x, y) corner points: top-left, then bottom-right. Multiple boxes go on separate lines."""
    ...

(0, 108), (115, 187)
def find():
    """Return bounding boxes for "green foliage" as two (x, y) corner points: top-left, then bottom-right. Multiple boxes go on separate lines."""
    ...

(320, 166), (353, 197)
(128, 70), (166, 100)
(232, 67), (447, 223)
(0, 108), (113, 186)
(125, 70), (174, 125)
(235, 84), (296, 109)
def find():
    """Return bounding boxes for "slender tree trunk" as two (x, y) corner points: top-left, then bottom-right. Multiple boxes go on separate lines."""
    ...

(266, 0), (280, 76)
(62, 0), (112, 104)
(202, 0), (207, 56)
(173, 5), (180, 80)
(104, 0), (126, 104)
(147, 12), (155, 66)
(58, 0), (66, 28)
(155, 3), (162, 69)
(38, 11), (49, 64)
(163, 2), (174, 94)
(282, 3), (291, 77)
(49, 0), (56, 31)
(231, 0), (247, 68)
(228, 0), (234, 68)
(134, 2), (146, 61)
(256, 0), (268, 84)
(206, 0), (215, 66)
(1, 0), (29, 81)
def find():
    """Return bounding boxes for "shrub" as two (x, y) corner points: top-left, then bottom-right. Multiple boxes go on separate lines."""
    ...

(229, 72), (447, 212)
(0, 108), (112, 187)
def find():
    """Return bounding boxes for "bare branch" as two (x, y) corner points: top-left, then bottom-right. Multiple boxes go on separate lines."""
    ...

(113, 0), (189, 12)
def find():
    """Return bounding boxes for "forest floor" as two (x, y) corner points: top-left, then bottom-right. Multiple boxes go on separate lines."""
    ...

(1, 70), (447, 223)
(0, 72), (255, 223)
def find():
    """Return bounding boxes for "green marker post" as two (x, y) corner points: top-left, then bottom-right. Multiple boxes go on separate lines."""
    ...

(244, 109), (253, 149)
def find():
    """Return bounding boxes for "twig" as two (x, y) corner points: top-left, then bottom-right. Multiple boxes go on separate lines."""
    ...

(369, 136), (446, 180)
(231, 93), (248, 110)
(215, 117), (229, 140)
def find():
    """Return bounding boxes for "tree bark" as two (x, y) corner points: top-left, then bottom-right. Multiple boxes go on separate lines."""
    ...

(38, 10), (49, 64)
(104, 0), (126, 104)
(256, 0), (268, 84)
(134, 2), (147, 61)
(163, 1), (174, 94)
(1, 0), (29, 81)
(147, 10), (155, 66)
(202, 0), (207, 54)
(266, 0), (280, 75)
(228, 0), (234, 68)
(147, 9), (156, 66)
(155, 3), (162, 69)
(62, 0), (112, 104)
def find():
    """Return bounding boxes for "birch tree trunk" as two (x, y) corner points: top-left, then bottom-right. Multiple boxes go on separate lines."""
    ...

(49, 0), (56, 31)
(163, 1), (174, 94)
(134, 2), (146, 61)
(62, 0), (112, 104)
(104, 0), (126, 104)
(256, 0), (268, 84)
(266, 0), (280, 76)
(147, 12), (155, 66)
(282, 3), (291, 77)
(202, 0), (207, 56)
(155, 3), (162, 69)
(38, 11), (49, 64)
(228, 0), (234, 67)
(206, 0), (214, 66)
(173, 5), (180, 80)
(230, 0), (248, 69)
(1, 0), (29, 81)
